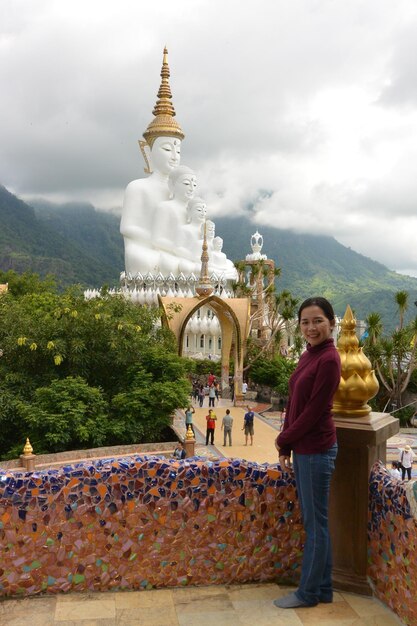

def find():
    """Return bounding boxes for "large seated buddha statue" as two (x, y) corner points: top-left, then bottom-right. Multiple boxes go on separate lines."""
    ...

(120, 48), (237, 286)
(120, 48), (184, 276)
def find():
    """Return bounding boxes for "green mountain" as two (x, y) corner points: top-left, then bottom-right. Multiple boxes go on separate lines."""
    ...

(30, 198), (124, 279)
(1, 185), (417, 329)
(215, 216), (417, 327)
(0, 185), (121, 287)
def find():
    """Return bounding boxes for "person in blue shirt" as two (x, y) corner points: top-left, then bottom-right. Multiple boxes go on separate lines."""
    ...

(243, 406), (255, 446)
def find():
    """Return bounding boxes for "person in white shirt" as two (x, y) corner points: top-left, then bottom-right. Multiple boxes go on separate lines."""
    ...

(398, 445), (415, 481)
(242, 381), (248, 396)
(389, 461), (402, 480)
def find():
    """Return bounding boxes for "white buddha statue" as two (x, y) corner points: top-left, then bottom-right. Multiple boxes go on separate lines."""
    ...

(120, 48), (185, 276)
(177, 197), (207, 275)
(153, 165), (197, 276)
(209, 236), (238, 280)
(205, 220), (216, 252)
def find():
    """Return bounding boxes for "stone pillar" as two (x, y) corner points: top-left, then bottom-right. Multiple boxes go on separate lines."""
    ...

(233, 342), (244, 406)
(218, 312), (233, 397)
(184, 426), (196, 458)
(20, 454), (36, 472)
(329, 411), (399, 595)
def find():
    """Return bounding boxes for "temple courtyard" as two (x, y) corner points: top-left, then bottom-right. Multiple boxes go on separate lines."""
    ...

(0, 399), (410, 624)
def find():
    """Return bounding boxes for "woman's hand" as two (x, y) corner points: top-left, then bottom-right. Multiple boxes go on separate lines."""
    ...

(279, 454), (291, 470)
(275, 437), (291, 470)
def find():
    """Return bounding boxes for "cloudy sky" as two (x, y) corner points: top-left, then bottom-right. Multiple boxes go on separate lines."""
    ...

(1, 0), (417, 276)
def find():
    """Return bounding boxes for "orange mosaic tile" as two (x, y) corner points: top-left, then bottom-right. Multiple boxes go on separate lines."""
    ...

(0, 456), (304, 597)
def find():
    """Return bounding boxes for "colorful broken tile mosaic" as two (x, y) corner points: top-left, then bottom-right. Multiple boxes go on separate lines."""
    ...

(368, 460), (417, 626)
(0, 456), (304, 597)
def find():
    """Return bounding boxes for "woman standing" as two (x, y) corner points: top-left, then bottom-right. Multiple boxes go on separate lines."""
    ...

(274, 297), (341, 609)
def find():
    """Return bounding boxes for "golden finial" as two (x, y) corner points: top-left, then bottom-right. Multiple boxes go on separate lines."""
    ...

(195, 220), (214, 297)
(332, 305), (379, 417)
(23, 438), (33, 456)
(185, 425), (195, 440)
(142, 47), (185, 147)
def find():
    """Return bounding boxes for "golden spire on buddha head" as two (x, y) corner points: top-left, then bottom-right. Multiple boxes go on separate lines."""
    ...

(142, 47), (185, 147)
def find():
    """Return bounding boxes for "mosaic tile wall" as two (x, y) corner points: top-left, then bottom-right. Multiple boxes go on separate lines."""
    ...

(0, 456), (303, 597)
(368, 460), (417, 626)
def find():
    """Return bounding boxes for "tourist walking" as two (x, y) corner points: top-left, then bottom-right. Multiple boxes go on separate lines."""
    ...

(399, 444), (415, 481)
(243, 406), (255, 446)
(192, 383), (199, 404)
(205, 409), (217, 445)
(198, 385), (205, 408)
(215, 381), (220, 402)
(221, 409), (233, 446)
(274, 296), (341, 609)
(184, 405), (195, 436)
(208, 384), (216, 408)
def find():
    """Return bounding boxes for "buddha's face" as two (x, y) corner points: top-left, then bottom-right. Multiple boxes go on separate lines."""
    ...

(206, 221), (215, 240)
(150, 137), (181, 175)
(189, 201), (207, 224)
(174, 174), (197, 202)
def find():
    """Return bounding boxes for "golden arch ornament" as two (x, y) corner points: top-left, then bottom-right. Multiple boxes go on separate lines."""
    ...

(158, 295), (251, 403)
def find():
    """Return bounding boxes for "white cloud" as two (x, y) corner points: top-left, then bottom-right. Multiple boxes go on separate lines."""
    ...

(1, 0), (417, 274)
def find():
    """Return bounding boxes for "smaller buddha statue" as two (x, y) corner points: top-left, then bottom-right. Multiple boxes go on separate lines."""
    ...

(177, 197), (208, 275)
(204, 220), (216, 253)
(153, 165), (197, 276)
(209, 236), (238, 280)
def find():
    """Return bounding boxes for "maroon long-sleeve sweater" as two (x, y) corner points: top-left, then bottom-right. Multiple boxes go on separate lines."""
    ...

(277, 338), (341, 455)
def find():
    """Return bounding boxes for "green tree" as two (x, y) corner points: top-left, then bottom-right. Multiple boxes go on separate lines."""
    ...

(0, 282), (192, 458)
(364, 291), (417, 413)
(250, 355), (297, 398)
(233, 259), (298, 370)
(0, 269), (56, 296)
(18, 376), (110, 454)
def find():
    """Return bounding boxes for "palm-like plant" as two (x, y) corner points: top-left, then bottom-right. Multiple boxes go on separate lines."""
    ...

(364, 291), (417, 415)
(395, 290), (409, 329)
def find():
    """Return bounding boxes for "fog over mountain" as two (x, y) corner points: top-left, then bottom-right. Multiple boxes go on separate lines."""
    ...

(1, 1), (417, 278)
(1, 185), (416, 331)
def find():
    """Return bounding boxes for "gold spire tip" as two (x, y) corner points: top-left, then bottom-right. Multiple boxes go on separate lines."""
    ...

(142, 47), (185, 147)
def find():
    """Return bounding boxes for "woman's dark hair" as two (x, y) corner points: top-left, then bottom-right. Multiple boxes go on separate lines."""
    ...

(298, 297), (335, 324)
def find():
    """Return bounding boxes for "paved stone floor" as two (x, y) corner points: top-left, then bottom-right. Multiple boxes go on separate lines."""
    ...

(0, 582), (403, 625)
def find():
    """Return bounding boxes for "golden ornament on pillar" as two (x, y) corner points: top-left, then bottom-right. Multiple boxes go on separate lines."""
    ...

(185, 425), (195, 440)
(332, 305), (379, 417)
(23, 438), (33, 456)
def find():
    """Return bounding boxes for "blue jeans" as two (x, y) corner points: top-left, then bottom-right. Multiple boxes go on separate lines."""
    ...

(293, 443), (337, 606)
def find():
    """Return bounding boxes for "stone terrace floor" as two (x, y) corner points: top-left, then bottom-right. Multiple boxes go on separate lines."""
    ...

(1, 398), (408, 625)
(0, 583), (403, 625)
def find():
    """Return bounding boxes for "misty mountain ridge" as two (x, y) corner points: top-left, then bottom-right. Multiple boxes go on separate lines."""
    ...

(1, 184), (417, 330)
